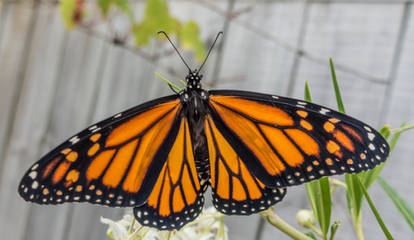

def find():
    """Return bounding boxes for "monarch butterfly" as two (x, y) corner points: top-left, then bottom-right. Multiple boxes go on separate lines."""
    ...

(19, 31), (389, 231)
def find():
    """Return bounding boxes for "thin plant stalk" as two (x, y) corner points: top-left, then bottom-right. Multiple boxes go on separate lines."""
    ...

(260, 208), (312, 240)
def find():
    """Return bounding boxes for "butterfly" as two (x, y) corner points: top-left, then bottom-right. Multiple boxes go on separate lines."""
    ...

(18, 31), (389, 231)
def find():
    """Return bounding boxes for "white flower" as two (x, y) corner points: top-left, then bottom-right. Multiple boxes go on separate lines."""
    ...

(101, 207), (228, 240)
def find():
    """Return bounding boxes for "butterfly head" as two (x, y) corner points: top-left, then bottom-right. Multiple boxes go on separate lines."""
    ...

(186, 70), (203, 90)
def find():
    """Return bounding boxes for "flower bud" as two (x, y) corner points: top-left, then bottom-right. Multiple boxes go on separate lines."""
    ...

(296, 209), (315, 228)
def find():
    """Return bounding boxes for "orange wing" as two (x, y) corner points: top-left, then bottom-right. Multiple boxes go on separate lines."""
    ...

(18, 96), (183, 207)
(204, 115), (286, 215)
(207, 90), (389, 188)
(134, 117), (206, 230)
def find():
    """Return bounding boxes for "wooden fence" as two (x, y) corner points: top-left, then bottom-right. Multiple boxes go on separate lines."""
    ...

(0, 0), (413, 239)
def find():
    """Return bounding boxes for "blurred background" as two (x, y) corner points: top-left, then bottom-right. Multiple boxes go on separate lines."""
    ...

(0, 0), (413, 239)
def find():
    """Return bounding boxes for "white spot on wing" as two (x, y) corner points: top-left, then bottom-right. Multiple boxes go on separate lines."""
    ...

(31, 164), (39, 171)
(369, 143), (375, 150)
(368, 133), (375, 141)
(297, 101), (307, 105)
(92, 127), (101, 133)
(29, 171), (37, 179)
(364, 126), (372, 132)
(272, 96), (279, 99)
(69, 136), (80, 144)
(319, 108), (330, 115)
(31, 181), (39, 189)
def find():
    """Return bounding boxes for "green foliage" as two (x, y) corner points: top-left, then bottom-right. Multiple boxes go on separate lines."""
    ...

(154, 72), (182, 92)
(98, 0), (134, 19)
(356, 177), (394, 239)
(329, 58), (345, 113)
(329, 221), (340, 240)
(330, 57), (392, 239)
(377, 177), (414, 232)
(301, 59), (414, 240)
(178, 21), (206, 61)
(305, 177), (332, 239)
(59, 0), (205, 63)
(304, 81), (332, 240)
(133, 0), (179, 46)
(60, 0), (84, 30)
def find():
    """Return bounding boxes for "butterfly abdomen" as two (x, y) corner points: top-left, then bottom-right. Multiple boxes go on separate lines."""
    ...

(183, 90), (210, 190)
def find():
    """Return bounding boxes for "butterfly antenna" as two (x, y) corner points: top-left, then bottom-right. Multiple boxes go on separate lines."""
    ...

(197, 31), (223, 75)
(157, 31), (192, 72)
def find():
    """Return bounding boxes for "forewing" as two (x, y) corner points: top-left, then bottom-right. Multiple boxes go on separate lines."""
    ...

(208, 90), (389, 188)
(204, 115), (286, 215)
(18, 95), (182, 207)
(134, 117), (206, 230)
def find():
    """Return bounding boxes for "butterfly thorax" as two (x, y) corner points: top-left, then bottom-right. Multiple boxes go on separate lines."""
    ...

(180, 71), (210, 188)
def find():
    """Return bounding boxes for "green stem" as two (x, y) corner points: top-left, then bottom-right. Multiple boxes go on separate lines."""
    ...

(127, 226), (144, 240)
(260, 208), (312, 240)
(307, 224), (324, 238)
(390, 124), (414, 134)
(306, 223), (324, 238)
(128, 217), (136, 234)
(154, 72), (182, 91)
(353, 218), (365, 240)
(330, 178), (347, 189)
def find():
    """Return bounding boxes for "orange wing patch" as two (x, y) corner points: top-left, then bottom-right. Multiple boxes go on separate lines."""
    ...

(211, 96), (293, 126)
(19, 97), (182, 207)
(208, 93), (385, 188)
(205, 115), (286, 214)
(85, 102), (180, 193)
(146, 118), (201, 216)
(106, 100), (179, 147)
(210, 100), (285, 176)
(206, 116), (268, 201)
(134, 117), (205, 230)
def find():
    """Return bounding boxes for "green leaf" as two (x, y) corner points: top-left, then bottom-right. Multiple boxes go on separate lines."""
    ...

(304, 82), (331, 239)
(329, 221), (340, 240)
(115, 0), (134, 19)
(304, 80), (312, 102)
(133, 0), (176, 46)
(359, 123), (405, 189)
(98, 0), (134, 19)
(329, 58), (345, 114)
(59, 0), (84, 29)
(305, 232), (318, 240)
(356, 177), (394, 239)
(329, 58), (367, 239)
(154, 72), (182, 92)
(98, 0), (112, 16)
(377, 177), (414, 232)
(179, 21), (206, 62)
(345, 174), (364, 238)
(379, 125), (392, 140)
(305, 178), (332, 239)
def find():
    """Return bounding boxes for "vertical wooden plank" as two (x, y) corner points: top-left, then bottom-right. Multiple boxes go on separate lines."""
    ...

(0, 2), (67, 240)
(0, 0), (9, 41)
(301, 3), (402, 79)
(292, 3), (403, 125)
(213, 2), (306, 96)
(0, 0), (36, 179)
(371, 4), (414, 240)
(23, 13), (106, 240)
(286, 3), (410, 240)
